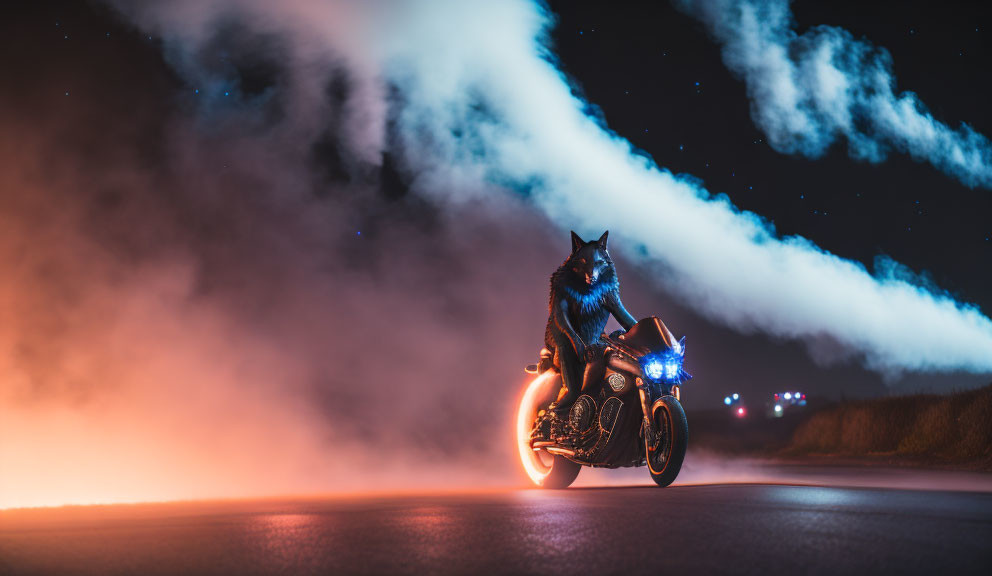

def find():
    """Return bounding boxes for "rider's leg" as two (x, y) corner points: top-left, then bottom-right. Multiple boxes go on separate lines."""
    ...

(582, 350), (606, 392)
(551, 335), (582, 417)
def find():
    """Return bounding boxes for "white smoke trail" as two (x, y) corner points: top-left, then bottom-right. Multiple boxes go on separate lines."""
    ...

(114, 0), (992, 374)
(675, 0), (992, 189)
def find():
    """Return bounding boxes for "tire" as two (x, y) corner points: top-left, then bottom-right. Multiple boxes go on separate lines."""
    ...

(646, 395), (688, 487)
(516, 372), (582, 489)
(541, 455), (582, 489)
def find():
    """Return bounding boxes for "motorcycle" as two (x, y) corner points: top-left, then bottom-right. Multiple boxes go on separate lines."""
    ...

(516, 316), (690, 489)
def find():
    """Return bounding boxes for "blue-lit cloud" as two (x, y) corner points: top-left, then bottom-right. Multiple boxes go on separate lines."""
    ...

(113, 0), (992, 374)
(675, 0), (992, 188)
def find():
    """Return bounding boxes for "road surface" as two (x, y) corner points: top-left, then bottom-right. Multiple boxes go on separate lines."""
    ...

(2, 477), (991, 575)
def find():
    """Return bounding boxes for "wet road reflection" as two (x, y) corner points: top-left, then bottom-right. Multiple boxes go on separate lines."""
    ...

(2, 484), (991, 575)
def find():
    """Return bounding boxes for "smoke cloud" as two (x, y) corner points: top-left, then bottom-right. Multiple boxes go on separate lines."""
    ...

(109, 0), (992, 372)
(2, 0), (991, 508)
(675, 0), (992, 189)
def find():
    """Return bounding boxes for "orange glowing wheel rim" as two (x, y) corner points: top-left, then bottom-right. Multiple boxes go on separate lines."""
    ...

(515, 372), (558, 486)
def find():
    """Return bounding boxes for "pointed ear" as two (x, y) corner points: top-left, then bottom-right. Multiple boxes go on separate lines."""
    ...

(598, 230), (609, 249)
(678, 336), (686, 356)
(570, 231), (583, 253)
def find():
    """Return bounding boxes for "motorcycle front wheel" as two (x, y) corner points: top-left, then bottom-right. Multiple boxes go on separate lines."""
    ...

(516, 372), (581, 489)
(646, 395), (688, 487)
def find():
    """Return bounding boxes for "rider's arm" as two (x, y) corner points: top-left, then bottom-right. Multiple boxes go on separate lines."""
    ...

(552, 296), (586, 356)
(605, 290), (637, 331)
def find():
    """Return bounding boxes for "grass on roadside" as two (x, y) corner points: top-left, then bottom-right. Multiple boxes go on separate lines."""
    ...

(785, 384), (992, 467)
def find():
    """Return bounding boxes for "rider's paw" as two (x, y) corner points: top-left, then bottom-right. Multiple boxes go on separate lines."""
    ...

(582, 346), (602, 363)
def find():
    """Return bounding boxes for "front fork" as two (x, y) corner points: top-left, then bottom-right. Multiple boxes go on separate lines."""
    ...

(636, 378), (658, 450)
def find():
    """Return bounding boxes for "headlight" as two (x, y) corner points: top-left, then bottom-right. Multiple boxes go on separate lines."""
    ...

(641, 354), (683, 383)
(643, 359), (665, 380)
(663, 358), (681, 380)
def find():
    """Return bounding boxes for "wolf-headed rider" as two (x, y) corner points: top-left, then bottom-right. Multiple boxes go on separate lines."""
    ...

(545, 231), (637, 418)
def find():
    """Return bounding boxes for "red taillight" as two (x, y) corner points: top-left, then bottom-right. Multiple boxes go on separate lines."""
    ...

(737, 407), (746, 417)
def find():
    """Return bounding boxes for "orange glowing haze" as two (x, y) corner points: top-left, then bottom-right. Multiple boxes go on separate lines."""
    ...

(0, 51), (559, 508)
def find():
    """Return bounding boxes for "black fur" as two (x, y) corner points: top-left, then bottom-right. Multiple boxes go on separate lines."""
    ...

(544, 231), (637, 411)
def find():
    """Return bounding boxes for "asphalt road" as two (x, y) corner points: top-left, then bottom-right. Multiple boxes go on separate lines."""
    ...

(2, 482), (991, 575)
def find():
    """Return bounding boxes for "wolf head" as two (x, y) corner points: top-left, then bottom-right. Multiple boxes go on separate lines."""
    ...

(566, 231), (613, 287)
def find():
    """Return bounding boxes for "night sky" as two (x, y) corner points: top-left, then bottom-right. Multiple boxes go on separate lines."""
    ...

(548, 0), (991, 310)
(2, 0), (991, 506)
(4, 0), (991, 398)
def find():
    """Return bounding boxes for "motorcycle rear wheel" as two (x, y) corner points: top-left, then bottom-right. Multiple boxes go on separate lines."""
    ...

(646, 395), (688, 487)
(539, 454), (581, 489)
(516, 372), (582, 489)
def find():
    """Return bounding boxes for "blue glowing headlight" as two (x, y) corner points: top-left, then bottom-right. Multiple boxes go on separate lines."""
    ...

(639, 337), (690, 384)
(641, 354), (684, 383)
(643, 359), (665, 380)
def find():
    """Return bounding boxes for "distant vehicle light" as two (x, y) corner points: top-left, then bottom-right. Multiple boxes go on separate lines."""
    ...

(724, 396), (732, 405)
(784, 392), (792, 400)
(737, 407), (745, 417)
(732, 393), (739, 400)
(774, 404), (783, 413)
